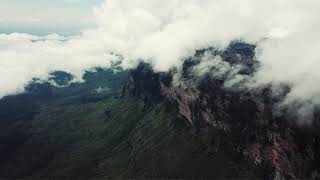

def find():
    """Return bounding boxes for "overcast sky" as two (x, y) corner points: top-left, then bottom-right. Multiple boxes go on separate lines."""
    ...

(0, 0), (102, 35)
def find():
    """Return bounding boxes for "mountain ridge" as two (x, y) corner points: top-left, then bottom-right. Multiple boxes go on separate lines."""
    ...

(0, 43), (319, 179)
(122, 43), (320, 179)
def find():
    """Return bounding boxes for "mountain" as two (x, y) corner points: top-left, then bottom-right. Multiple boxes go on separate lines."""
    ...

(122, 43), (320, 179)
(0, 43), (319, 180)
(0, 67), (255, 179)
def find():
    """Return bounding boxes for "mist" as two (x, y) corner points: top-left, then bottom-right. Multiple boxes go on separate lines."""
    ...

(1, 0), (320, 122)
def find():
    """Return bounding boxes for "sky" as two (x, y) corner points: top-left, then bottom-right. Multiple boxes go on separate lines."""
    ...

(0, 0), (102, 35)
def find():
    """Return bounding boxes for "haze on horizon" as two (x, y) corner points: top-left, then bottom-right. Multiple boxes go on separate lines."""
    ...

(0, 0), (102, 35)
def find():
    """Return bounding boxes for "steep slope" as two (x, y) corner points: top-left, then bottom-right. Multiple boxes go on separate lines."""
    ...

(0, 68), (255, 179)
(122, 43), (320, 180)
(1, 43), (319, 180)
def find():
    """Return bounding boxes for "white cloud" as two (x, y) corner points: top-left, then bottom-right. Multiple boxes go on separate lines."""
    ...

(0, 0), (320, 122)
(0, 32), (115, 97)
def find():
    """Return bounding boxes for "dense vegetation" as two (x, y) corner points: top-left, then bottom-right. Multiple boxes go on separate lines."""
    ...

(0, 69), (254, 179)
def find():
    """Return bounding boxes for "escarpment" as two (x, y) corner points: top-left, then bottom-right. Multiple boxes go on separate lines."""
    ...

(122, 42), (320, 180)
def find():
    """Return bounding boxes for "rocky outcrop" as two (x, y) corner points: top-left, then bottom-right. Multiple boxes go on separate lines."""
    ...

(122, 43), (320, 180)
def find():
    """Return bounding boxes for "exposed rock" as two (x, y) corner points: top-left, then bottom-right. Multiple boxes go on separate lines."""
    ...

(122, 42), (320, 180)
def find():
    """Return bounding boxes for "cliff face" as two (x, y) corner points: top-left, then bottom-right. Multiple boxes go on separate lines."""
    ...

(122, 43), (320, 180)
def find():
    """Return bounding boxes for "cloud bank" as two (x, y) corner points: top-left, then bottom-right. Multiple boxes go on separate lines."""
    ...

(1, 0), (320, 121)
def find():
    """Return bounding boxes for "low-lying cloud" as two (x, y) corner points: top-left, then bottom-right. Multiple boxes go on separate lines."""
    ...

(0, 33), (115, 97)
(1, 0), (320, 122)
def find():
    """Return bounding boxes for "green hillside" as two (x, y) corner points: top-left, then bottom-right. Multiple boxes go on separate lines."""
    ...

(0, 70), (255, 179)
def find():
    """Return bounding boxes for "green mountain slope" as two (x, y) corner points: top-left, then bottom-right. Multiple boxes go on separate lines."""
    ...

(0, 69), (255, 179)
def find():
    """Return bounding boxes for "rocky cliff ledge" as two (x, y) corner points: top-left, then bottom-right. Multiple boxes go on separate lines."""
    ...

(122, 43), (320, 180)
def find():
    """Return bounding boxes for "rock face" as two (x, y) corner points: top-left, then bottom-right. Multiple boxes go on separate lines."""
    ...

(122, 43), (320, 180)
